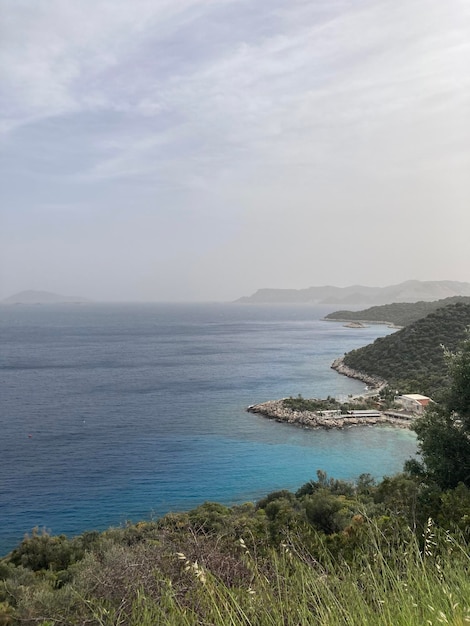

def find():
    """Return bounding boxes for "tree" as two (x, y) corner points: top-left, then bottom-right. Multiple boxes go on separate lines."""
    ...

(443, 330), (470, 422)
(411, 330), (470, 489)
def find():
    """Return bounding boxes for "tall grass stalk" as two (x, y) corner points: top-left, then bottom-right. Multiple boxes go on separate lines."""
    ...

(129, 520), (470, 626)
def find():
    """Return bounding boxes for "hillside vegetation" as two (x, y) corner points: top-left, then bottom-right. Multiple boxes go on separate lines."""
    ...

(1, 470), (470, 625)
(325, 296), (470, 328)
(342, 302), (470, 397)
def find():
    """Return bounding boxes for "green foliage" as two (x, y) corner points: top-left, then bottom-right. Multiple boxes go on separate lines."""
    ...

(413, 410), (470, 489)
(282, 395), (340, 412)
(373, 473), (441, 532)
(2, 483), (470, 625)
(296, 470), (356, 497)
(342, 302), (470, 397)
(326, 295), (470, 327)
(7, 527), (91, 574)
(283, 395), (379, 413)
(443, 329), (470, 421)
(438, 483), (470, 531)
(304, 491), (349, 533)
(412, 329), (470, 489)
(124, 522), (470, 626)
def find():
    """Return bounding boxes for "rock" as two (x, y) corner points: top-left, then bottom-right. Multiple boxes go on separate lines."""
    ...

(330, 356), (386, 391)
(247, 399), (411, 430)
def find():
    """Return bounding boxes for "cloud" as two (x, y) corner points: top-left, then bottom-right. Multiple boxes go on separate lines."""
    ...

(1, 0), (470, 299)
(4, 0), (468, 176)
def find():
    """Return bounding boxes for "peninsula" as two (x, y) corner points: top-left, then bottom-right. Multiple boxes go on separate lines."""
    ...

(248, 300), (470, 431)
(247, 393), (413, 430)
(324, 295), (470, 328)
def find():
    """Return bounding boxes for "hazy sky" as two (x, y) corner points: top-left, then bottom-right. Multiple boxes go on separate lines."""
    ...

(1, 0), (469, 301)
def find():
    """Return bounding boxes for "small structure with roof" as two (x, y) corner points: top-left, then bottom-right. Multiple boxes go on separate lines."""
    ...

(394, 394), (433, 415)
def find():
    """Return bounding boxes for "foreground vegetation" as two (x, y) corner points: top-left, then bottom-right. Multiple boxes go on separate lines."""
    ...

(1, 469), (470, 625)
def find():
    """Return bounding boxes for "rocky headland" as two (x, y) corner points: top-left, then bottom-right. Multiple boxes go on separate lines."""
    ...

(330, 356), (386, 391)
(247, 399), (412, 430)
(246, 325), (418, 430)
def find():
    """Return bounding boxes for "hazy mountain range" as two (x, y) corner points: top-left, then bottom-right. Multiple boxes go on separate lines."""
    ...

(236, 280), (470, 306)
(2, 290), (89, 304)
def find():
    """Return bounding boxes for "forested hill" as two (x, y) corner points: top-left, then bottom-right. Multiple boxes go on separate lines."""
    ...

(325, 296), (470, 328)
(342, 301), (470, 397)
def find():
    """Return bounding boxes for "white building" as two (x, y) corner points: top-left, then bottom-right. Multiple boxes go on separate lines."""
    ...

(394, 394), (433, 415)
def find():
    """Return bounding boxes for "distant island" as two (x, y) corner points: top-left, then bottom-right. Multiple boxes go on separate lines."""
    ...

(236, 280), (470, 305)
(1, 290), (90, 305)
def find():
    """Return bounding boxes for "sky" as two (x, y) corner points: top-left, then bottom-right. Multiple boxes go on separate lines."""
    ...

(1, 0), (470, 302)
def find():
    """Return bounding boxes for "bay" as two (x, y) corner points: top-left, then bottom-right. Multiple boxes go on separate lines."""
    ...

(0, 303), (416, 555)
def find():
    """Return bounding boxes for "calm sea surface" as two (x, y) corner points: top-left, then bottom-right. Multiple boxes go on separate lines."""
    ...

(0, 303), (416, 555)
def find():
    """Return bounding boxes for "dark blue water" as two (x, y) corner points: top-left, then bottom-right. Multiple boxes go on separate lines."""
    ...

(0, 303), (416, 555)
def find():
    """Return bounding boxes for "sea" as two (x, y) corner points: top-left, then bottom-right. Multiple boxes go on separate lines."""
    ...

(0, 303), (417, 555)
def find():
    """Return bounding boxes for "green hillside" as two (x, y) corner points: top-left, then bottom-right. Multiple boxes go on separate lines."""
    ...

(1, 471), (470, 625)
(325, 296), (470, 328)
(342, 301), (470, 397)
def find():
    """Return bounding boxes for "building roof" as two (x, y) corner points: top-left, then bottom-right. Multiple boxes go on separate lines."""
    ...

(399, 394), (432, 406)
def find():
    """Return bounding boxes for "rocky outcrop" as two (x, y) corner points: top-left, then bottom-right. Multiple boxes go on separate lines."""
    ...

(247, 400), (411, 430)
(331, 356), (386, 391)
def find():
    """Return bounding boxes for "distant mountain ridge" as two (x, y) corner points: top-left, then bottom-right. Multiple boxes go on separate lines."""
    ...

(2, 290), (89, 304)
(236, 280), (470, 305)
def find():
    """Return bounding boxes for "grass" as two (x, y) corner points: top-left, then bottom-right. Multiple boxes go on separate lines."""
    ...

(2, 508), (470, 625)
(123, 520), (470, 626)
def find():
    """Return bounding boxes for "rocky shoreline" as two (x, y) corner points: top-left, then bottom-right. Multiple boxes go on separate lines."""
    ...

(247, 399), (412, 430)
(330, 355), (386, 391)
(247, 351), (414, 431)
(324, 317), (402, 329)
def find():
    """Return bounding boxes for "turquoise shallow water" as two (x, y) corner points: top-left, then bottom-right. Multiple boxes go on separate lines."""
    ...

(0, 303), (416, 555)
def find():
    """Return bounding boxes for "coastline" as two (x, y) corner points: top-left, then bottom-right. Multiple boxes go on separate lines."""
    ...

(247, 399), (412, 430)
(247, 350), (413, 430)
(330, 355), (387, 392)
(324, 317), (402, 329)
